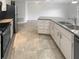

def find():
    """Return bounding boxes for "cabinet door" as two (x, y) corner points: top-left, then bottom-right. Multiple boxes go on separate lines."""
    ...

(50, 21), (55, 38)
(54, 28), (60, 47)
(60, 34), (73, 59)
(53, 24), (61, 47)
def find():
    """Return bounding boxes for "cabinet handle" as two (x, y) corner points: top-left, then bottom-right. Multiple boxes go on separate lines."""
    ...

(57, 32), (59, 36)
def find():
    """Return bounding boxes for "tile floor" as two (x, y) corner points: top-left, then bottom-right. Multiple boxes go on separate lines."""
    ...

(9, 21), (65, 59)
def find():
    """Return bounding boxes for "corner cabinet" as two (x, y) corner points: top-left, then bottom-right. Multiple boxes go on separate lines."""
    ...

(38, 20), (50, 34)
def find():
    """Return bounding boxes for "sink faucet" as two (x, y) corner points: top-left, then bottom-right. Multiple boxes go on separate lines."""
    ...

(68, 17), (77, 29)
(73, 17), (77, 29)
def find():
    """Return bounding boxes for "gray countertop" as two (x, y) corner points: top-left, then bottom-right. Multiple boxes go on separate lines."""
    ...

(38, 17), (79, 38)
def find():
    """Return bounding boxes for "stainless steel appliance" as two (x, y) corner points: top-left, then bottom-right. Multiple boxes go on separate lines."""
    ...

(0, 23), (10, 58)
(74, 35), (79, 59)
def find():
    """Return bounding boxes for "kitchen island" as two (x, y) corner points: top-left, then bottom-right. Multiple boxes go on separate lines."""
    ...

(38, 17), (79, 59)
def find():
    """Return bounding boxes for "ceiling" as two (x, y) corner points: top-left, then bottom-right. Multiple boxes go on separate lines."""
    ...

(16, 0), (79, 4)
(25, 0), (71, 2)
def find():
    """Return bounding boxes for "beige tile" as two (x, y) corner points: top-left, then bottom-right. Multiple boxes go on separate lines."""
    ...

(52, 48), (65, 59)
(9, 22), (65, 59)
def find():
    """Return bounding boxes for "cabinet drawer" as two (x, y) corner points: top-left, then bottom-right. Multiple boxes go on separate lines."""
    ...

(38, 24), (50, 28)
(38, 26), (49, 29)
(38, 20), (50, 23)
(38, 29), (49, 34)
(38, 20), (50, 34)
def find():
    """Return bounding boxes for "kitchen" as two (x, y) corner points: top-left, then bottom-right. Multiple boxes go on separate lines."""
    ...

(0, 0), (79, 59)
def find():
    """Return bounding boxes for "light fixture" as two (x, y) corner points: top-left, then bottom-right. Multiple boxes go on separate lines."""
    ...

(72, 0), (78, 4)
(35, 1), (40, 4)
(46, 0), (50, 2)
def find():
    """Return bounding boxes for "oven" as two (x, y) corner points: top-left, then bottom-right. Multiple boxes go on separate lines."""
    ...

(0, 23), (11, 58)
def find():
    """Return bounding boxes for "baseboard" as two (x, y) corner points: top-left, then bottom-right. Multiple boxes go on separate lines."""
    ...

(17, 21), (27, 24)
(38, 33), (50, 36)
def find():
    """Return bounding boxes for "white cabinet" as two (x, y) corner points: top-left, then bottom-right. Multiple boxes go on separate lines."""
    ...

(50, 21), (74, 59)
(55, 24), (74, 59)
(54, 28), (60, 46)
(38, 19), (74, 59)
(38, 20), (50, 34)
(60, 33), (74, 59)
(49, 21), (55, 38)
(54, 24), (61, 48)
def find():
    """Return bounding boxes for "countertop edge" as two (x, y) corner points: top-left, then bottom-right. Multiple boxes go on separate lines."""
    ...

(38, 18), (79, 38)
(0, 19), (13, 23)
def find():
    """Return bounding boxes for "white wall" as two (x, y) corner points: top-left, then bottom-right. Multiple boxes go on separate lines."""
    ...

(16, 0), (28, 23)
(16, 0), (78, 23)
(67, 4), (77, 18)
(27, 2), (75, 20)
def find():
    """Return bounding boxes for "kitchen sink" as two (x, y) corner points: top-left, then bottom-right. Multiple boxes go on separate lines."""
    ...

(58, 21), (79, 30)
(58, 21), (72, 25)
(65, 25), (79, 30)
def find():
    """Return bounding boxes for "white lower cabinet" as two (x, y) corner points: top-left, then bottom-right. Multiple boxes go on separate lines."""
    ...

(49, 21), (74, 59)
(38, 19), (74, 59)
(55, 23), (74, 59)
(49, 21), (55, 38)
(54, 28), (60, 47)
(60, 34), (73, 59)
(38, 20), (50, 34)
